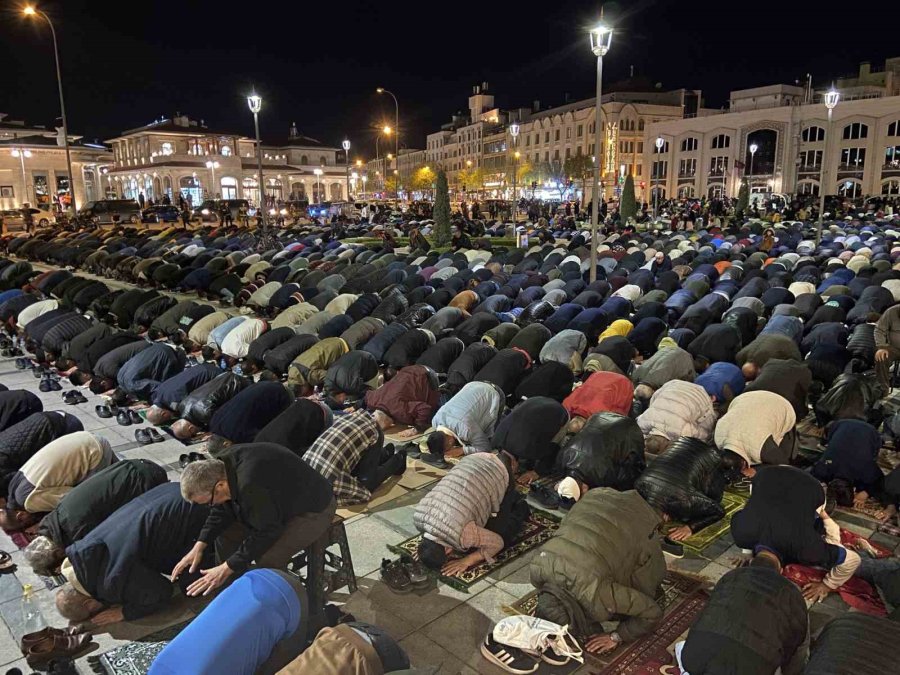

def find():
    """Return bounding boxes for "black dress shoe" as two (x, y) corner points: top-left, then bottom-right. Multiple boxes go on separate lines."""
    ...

(135, 428), (152, 445)
(128, 410), (142, 425)
(39, 378), (53, 393)
(148, 428), (165, 443)
(95, 405), (113, 419)
(116, 410), (132, 426)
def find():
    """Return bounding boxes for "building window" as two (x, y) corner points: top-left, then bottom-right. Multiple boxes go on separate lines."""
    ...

(651, 161), (668, 179)
(638, 119), (645, 131)
(544, 152), (549, 162)
(525, 136), (530, 147)
(565, 148), (571, 159)
(566, 128), (571, 139)
(577, 125), (583, 137)
(883, 178), (900, 195)
(221, 146), (232, 157)
(161, 142), (174, 156)
(220, 176), (237, 199)
(842, 122), (868, 140)
(801, 126), (825, 143)
(680, 137), (699, 152)
(709, 156), (729, 174)
(652, 140), (669, 154)
(319, 156), (327, 165)
(799, 150), (823, 169)
(545, 132), (550, 143)
(711, 134), (730, 149)
(840, 147), (866, 170)
(678, 158), (696, 177)
(889, 121), (900, 137)
(330, 183), (343, 201)
(885, 145), (900, 169)
(534, 153), (539, 163)
(797, 180), (819, 196)
(839, 179), (862, 197)
(677, 184), (695, 198)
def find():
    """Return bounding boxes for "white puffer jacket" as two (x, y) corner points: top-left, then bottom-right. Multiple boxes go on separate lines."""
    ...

(637, 380), (717, 442)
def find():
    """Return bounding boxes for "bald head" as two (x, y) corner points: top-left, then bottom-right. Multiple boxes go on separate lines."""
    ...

(741, 362), (759, 381)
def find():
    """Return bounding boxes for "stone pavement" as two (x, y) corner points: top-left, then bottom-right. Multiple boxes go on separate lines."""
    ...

(0, 350), (897, 672)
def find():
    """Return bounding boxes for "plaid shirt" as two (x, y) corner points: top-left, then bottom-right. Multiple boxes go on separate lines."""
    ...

(304, 410), (380, 506)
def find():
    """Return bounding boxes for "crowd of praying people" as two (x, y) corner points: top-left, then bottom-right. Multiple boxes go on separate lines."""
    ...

(1, 209), (900, 673)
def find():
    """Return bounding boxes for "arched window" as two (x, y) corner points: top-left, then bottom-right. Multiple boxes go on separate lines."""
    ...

(163, 176), (172, 198)
(319, 156), (327, 165)
(711, 134), (730, 149)
(889, 121), (900, 137)
(883, 179), (900, 196)
(638, 119), (645, 131)
(801, 126), (825, 143)
(677, 184), (695, 198)
(290, 182), (307, 200)
(242, 177), (259, 205)
(797, 180), (819, 196)
(842, 123), (868, 140)
(160, 142), (174, 156)
(838, 179), (862, 198)
(330, 183), (343, 201)
(680, 137), (698, 152)
(221, 146), (232, 157)
(300, 155), (309, 165)
(707, 184), (724, 199)
(220, 176), (237, 199)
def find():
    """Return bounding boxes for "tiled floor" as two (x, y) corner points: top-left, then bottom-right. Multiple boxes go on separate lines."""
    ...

(0, 274), (897, 672)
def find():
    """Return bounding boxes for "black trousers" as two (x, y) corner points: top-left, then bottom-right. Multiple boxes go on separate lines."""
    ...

(485, 485), (531, 545)
(353, 440), (404, 494)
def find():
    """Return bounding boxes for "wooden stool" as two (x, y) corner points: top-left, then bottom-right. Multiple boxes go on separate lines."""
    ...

(288, 515), (357, 609)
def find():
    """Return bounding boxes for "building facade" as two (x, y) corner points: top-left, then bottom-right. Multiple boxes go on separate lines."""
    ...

(104, 116), (350, 206)
(643, 58), (900, 200)
(0, 114), (112, 211)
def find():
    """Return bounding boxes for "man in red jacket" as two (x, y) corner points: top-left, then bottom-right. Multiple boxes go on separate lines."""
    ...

(364, 365), (440, 432)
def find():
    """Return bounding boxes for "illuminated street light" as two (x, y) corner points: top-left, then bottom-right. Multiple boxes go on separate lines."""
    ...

(342, 139), (352, 200)
(817, 86), (841, 243)
(588, 13), (613, 282)
(247, 93), (266, 225)
(376, 87), (400, 198)
(653, 136), (665, 219)
(314, 168), (323, 204)
(509, 123), (521, 208)
(205, 160), (220, 198)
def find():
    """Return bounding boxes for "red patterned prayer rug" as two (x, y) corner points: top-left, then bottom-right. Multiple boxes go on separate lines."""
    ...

(783, 564), (886, 616)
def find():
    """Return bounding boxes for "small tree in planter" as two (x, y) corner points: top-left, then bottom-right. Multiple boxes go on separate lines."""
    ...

(433, 169), (451, 247)
(620, 174), (637, 223)
(736, 181), (750, 220)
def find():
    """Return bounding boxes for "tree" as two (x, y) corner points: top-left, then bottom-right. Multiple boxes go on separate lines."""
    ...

(736, 181), (750, 219)
(544, 160), (568, 200)
(620, 174), (637, 222)
(456, 167), (483, 195)
(564, 155), (593, 194)
(433, 170), (451, 247)
(408, 167), (434, 194)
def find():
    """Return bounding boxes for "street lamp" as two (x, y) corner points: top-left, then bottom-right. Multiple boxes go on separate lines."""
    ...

(342, 139), (351, 200)
(361, 174), (368, 198)
(509, 123), (520, 214)
(247, 93), (266, 225)
(654, 136), (664, 219)
(376, 87), (400, 198)
(11, 149), (33, 206)
(205, 160), (220, 198)
(817, 86), (841, 243)
(748, 142), (758, 189)
(588, 16), (612, 283)
(314, 168), (323, 204)
(23, 5), (76, 213)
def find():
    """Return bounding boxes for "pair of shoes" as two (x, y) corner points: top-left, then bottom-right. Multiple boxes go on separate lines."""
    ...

(23, 630), (93, 670)
(135, 428), (165, 445)
(116, 409), (142, 426)
(14, 358), (29, 370)
(0, 551), (15, 574)
(399, 441), (421, 459)
(481, 633), (539, 674)
(95, 404), (117, 419)
(558, 497), (576, 511)
(178, 452), (207, 468)
(661, 536), (685, 559)
(21, 625), (90, 652)
(528, 483), (559, 509)
(62, 390), (87, 405)
(380, 558), (429, 593)
(39, 375), (62, 392)
(32, 366), (47, 379)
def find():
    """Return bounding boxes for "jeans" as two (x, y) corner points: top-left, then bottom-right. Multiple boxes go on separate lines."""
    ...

(855, 554), (900, 611)
(353, 441), (404, 493)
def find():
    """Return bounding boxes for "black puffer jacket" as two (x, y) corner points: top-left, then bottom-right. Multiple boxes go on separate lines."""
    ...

(0, 411), (82, 491)
(474, 348), (531, 396)
(65, 323), (113, 366)
(132, 295), (177, 330)
(370, 291), (408, 323)
(246, 326), (296, 362)
(815, 371), (886, 426)
(178, 372), (250, 428)
(384, 328), (434, 369)
(518, 300), (557, 327)
(557, 412), (646, 490)
(345, 293), (381, 322)
(395, 302), (435, 329)
(445, 342), (498, 394)
(804, 614), (900, 675)
(362, 321), (408, 364)
(263, 334), (319, 376)
(324, 350), (379, 397)
(41, 314), (94, 360)
(634, 437), (726, 532)
(453, 312), (501, 345)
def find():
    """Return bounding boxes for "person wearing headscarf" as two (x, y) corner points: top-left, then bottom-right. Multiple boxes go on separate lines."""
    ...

(597, 319), (634, 344)
(0, 390), (42, 433)
(207, 382), (294, 450)
(0, 431), (117, 531)
(539, 329), (588, 374)
(0, 411), (83, 492)
(254, 399), (333, 457)
(563, 371), (634, 432)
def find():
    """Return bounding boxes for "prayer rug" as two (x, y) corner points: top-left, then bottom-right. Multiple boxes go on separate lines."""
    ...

(837, 497), (889, 521)
(86, 621), (189, 675)
(665, 491), (747, 554)
(783, 564), (886, 616)
(2, 524), (66, 590)
(387, 508), (561, 592)
(840, 528), (892, 558)
(503, 571), (708, 674)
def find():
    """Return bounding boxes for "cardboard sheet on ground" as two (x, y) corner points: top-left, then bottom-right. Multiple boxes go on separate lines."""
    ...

(384, 424), (431, 444)
(397, 457), (447, 489)
(335, 475), (409, 518)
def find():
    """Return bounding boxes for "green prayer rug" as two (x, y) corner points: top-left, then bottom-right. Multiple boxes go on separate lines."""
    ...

(665, 490), (747, 554)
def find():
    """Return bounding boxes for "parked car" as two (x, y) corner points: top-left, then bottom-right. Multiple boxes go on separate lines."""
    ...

(141, 205), (181, 223)
(1, 206), (57, 230)
(74, 199), (142, 226)
(192, 199), (250, 222)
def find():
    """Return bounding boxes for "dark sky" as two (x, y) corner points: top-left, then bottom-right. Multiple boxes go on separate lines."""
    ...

(2, 0), (894, 158)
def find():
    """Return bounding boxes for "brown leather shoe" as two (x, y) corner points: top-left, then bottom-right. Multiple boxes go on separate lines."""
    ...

(21, 625), (90, 652)
(25, 633), (93, 668)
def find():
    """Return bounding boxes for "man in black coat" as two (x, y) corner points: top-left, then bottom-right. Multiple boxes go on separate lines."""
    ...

(55, 482), (209, 626)
(172, 443), (336, 597)
(678, 554), (808, 675)
(445, 342), (496, 394)
(25, 459), (169, 575)
(744, 358), (812, 422)
(634, 437), (727, 542)
(115, 342), (186, 402)
(55, 322), (112, 372)
(474, 347), (532, 397)
(86, 338), (152, 394)
(146, 362), (223, 424)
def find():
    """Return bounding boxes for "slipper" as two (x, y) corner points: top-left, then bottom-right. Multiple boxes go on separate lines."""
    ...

(380, 558), (412, 594)
(400, 557), (430, 589)
(179, 454), (192, 469)
(528, 483), (559, 509)
(0, 551), (16, 574)
(39, 379), (53, 393)
(49, 380), (62, 391)
(69, 391), (87, 404)
(188, 452), (207, 462)
(135, 428), (153, 445)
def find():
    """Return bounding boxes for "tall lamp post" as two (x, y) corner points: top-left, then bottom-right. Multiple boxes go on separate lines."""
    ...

(11, 149), (33, 206)
(247, 93), (266, 226)
(342, 139), (351, 200)
(588, 18), (612, 283)
(23, 6), (76, 213)
(653, 136), (664, 219)
(509, 123), (520, 216)
(376, 88), (400, 198)
(314, 168), (323, 204)
(361, 174), (368, 199)
(748, 143), (758, 193)
(205, 160), (219, 199)
(817, 87), (840, 244)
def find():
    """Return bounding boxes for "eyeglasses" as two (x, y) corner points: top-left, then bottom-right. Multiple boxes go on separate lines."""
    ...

(208, 483), (217, 505)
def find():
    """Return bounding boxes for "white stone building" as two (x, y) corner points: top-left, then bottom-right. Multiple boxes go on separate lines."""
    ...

(643, 58), (900, 200)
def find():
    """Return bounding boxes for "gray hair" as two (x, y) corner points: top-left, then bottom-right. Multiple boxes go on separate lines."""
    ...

(23, 535), (65, 576)
(180, 459), (227, 501)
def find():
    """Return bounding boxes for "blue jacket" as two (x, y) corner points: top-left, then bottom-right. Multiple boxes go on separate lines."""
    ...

(695, 362), (745, 401)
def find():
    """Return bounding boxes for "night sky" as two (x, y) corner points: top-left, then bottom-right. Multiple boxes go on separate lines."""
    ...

(1, 0), (895, 158)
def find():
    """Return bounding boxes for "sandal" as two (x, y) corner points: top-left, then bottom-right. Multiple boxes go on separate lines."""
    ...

(148, 428), (166, 443)
(128, 410), (142, 425)
(419, 452), (450, 469)
(179, 454), (192, 469)
(380, 558), (412, 594)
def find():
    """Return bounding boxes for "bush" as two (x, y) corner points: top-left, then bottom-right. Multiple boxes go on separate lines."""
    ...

(433, 170), (451, 247)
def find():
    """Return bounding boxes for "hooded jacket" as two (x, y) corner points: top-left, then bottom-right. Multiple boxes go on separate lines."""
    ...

(364, 365), (439, 431)
(637, 380), (717, 443)
(432, 381), (505, 454)
(563, 371), (633, 418)
(631, 343), (696, 389)
(530, 488), (665, 642)
(557, 413), (645, 490)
